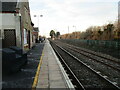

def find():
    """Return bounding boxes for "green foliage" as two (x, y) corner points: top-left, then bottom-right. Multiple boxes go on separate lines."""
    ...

(50, 30), (55, 38)
(56, 32), (60, 38)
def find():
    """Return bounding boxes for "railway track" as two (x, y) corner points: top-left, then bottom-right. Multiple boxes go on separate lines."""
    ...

(55, 41), (120, 65)
(66, 42), (120, 64)
(50, 40), (120, 89)
(58, 42), (120, 71)
(52, 40), (120, 88)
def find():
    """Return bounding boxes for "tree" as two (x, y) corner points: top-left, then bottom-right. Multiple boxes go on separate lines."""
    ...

(50, 30), (55, 38)
(56, 32), (60, 39)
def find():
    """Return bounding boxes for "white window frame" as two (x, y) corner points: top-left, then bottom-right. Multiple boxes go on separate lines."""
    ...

(24, 29), (27, 45)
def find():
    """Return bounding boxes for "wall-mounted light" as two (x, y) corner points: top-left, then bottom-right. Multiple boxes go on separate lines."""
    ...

(14, 13), (16, 16)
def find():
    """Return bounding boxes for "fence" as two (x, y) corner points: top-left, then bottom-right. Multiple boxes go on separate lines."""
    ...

(61, 39), (120, 50)
(60, 39), (120, 59)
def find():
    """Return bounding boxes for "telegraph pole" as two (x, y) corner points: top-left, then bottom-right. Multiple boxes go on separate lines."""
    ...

(68, 26), (69, 34)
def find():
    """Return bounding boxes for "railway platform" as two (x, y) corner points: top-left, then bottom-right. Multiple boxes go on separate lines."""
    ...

(33, 39), (74, 89)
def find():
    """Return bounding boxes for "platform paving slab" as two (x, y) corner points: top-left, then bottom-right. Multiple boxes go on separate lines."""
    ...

(36, 40), (69, 88)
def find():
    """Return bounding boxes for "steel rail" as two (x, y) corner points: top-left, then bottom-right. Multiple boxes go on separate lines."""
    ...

(66, 46), (120, 72)
(65, 42), (120, 64)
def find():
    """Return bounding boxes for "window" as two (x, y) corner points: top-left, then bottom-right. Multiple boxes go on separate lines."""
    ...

(0, 29), (1, 38)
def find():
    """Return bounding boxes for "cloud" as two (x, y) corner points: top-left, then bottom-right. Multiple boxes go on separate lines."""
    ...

(29, 0), (118, 37)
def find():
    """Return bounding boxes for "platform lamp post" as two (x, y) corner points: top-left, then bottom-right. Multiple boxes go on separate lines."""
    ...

(34, 14), (43, 42)
(34, 14), (43, 29)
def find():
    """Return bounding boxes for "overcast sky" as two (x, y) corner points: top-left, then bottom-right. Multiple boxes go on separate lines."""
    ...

(29, 0), (119, 37)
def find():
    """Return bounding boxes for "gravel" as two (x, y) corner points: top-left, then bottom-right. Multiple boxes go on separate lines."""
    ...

(50, 41), (117, 89)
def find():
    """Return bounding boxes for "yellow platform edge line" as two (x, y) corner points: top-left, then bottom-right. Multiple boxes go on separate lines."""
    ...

(32, 50), (44, 89)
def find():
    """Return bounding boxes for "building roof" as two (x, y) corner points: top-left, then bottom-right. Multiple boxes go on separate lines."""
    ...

(34, 27), (39, 32)
(2, 2), (17, 12)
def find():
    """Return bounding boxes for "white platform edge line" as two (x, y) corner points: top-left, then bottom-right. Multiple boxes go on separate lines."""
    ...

(48, 40), (75, 89)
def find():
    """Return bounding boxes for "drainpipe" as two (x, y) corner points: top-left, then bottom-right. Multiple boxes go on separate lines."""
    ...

(19, 14), (22, 49)
(16, 7), (23, 49)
